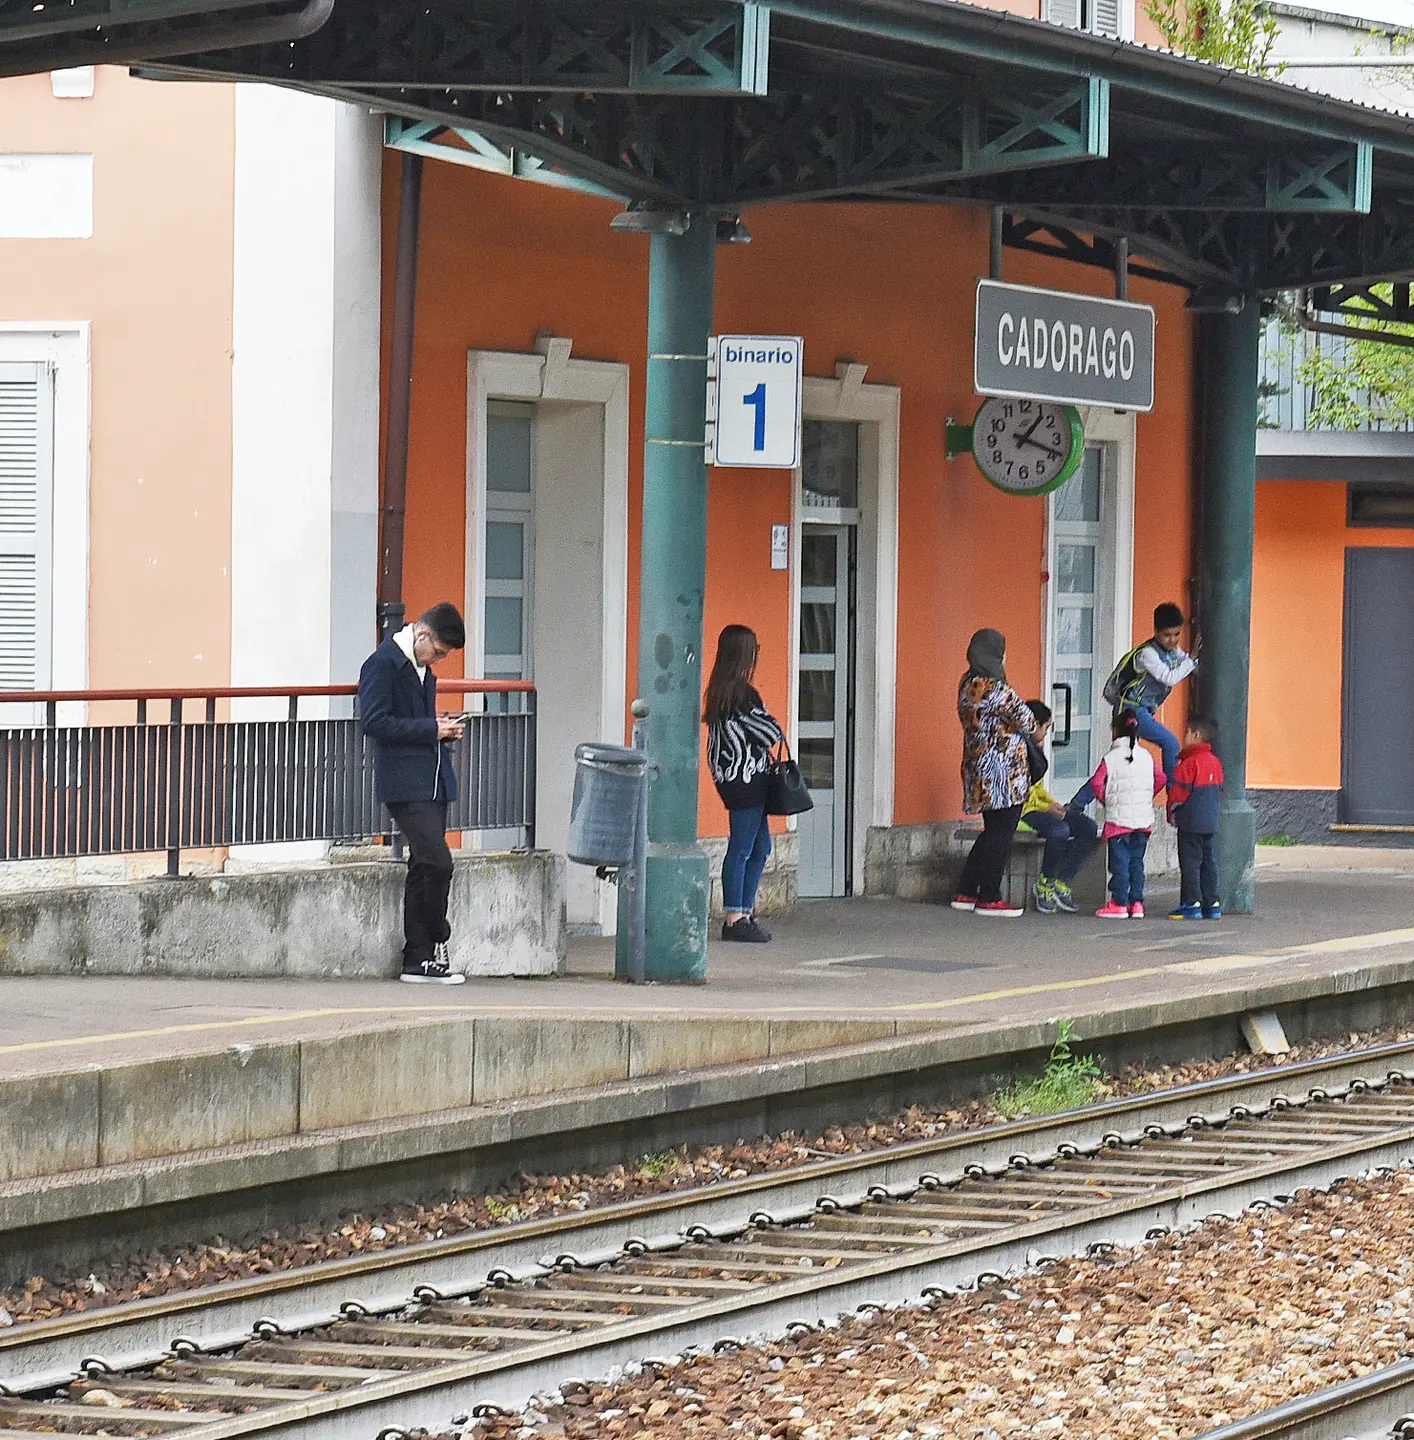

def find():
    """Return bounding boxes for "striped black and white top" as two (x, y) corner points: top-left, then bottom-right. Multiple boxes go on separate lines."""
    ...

(707, 686), (784, 810)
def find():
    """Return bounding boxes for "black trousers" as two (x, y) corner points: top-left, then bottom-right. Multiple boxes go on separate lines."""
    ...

(1178, 829), (1220, 909)
(387, 800), (453, 964)
(958, 804), (1023, 903)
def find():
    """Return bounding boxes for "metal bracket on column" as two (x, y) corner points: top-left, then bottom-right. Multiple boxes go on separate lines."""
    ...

(1266, 141), (1371, 213)
(384, 117), (626, 199)
(633, 2), (770, 95)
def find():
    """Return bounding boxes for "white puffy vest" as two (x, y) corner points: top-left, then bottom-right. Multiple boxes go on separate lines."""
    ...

(1101, 736), (1156, 831)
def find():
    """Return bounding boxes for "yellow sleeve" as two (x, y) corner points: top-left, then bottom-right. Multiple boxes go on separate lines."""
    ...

(1022, 781), (1057, 816)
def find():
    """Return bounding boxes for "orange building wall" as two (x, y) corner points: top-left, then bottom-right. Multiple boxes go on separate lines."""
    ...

(0, 68), (235, 687)
(1250, 480), (1414, 792)
(388, 159), (1194, 836)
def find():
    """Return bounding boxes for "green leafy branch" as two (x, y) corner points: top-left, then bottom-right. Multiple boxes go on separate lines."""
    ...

(1143, 0), (1281, 75)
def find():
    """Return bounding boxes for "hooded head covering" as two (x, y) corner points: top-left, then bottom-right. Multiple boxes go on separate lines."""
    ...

(965, 628), (1007, 683)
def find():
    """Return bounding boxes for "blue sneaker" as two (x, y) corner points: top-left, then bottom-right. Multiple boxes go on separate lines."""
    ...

(1034, 877), (1058, 915)
(1168, 903), (1202, 921)
(1202, 903), (1223, 920)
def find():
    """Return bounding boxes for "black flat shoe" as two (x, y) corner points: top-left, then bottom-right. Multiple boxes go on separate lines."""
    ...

(721, 917), (771, 943)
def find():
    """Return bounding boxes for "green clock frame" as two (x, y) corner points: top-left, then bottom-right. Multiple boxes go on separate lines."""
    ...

(946, 400), (1086, 498)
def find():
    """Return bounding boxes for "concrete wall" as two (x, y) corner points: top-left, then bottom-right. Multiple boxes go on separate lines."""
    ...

(0, 1014), (905, 1187)
(0, 852), (565, 978)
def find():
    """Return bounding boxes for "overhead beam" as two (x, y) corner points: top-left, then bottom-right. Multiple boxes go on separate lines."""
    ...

(158, 0), (773, 95)
(728, 78), (1107, 204)
(914, 139), (1372, 214)
(384, 117), (628, 199)
(762, 0), (1414, 158)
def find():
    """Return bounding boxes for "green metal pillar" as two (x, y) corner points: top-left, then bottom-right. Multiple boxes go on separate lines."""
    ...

(1195, 302), (1261, 914)
(616, 216), (716, 982)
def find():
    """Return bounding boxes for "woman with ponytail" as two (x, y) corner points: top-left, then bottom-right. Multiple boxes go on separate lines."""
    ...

(1068, 708), (1167, 918)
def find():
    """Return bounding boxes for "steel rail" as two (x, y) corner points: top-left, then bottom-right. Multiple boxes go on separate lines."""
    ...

(7, 1038), (1413, 1391)
(6, 1043), (1414, 1436)
(1185, 1356), (1414, 1440)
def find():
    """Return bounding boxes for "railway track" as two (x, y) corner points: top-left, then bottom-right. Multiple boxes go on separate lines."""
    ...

(6, 1040), (1414, 1440)
(1189, 1356), (1414, 1440)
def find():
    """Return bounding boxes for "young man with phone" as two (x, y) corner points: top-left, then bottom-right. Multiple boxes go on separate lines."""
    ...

(358, 603), (468, 984)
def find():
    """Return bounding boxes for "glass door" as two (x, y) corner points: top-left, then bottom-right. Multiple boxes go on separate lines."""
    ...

(1049, 445), (1110, 785)
(796, 525), (853, 897)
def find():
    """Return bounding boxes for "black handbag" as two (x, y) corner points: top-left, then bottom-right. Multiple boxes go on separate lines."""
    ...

(765, 742), (814, 816)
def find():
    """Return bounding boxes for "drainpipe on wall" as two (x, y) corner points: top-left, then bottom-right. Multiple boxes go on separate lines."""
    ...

(377, 152), (423, 642)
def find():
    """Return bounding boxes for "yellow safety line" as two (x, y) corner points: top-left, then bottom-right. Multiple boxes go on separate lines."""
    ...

(5, 925), (1414, 1057)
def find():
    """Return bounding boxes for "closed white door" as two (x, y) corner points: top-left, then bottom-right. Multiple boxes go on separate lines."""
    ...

(796, 525), (852, 897)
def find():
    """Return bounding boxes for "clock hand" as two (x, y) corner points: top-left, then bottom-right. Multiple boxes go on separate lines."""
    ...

(1013, 413), (1045, 448)
(1017, 434), (1063, 460)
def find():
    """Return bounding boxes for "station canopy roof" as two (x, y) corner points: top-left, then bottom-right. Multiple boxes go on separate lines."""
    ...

(20, 0), (1414, 296)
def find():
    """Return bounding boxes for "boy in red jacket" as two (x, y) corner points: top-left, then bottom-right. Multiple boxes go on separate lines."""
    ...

(1167, 715), (1224, 920)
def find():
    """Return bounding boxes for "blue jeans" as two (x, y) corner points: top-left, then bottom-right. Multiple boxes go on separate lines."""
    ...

(723, 805), (772, 911)
(1121, 704), (1179, 784)
(1020, 808), (1099, 884)
(1107, 830), (1149, 905)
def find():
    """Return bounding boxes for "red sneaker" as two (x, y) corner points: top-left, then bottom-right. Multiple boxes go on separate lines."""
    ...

(975, 899), (1024, 918)
(950, 895), (978, 911)
(1095, 901), (1129, 919)
(1129, 901), (1145, 919)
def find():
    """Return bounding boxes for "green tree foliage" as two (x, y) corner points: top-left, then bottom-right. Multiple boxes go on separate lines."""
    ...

(1294, 290), (1414, 431)
(1143, 0), (1280, 74)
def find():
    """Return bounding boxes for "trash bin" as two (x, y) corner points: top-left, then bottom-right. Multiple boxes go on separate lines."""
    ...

(567, 743), (648, 867)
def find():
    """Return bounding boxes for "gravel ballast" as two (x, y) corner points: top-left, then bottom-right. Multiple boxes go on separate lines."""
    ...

(481, 1171), (1414, 1440)
(1, 1025), (1408, 1330)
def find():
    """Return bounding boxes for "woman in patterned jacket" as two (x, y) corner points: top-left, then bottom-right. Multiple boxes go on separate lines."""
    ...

(704, 624), (784, 944)
(952, 628), (1036, 918)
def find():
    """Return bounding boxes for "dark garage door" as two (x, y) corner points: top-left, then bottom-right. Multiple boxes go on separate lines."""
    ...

(1343, 547), (1414, 826)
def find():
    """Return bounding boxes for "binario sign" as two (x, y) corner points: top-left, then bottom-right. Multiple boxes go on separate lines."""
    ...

(974, 279), (1155, 412)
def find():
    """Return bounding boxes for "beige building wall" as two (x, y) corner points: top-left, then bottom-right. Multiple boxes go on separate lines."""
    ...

(0, 66), (235, 690)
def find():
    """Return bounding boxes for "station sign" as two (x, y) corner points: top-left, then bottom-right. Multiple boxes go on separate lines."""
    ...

(712, 335), (804, 468)
(974, 279), (1155, 413)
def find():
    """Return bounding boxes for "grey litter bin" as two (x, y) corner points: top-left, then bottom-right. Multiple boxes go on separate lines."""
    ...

(567, 743), (648, 867)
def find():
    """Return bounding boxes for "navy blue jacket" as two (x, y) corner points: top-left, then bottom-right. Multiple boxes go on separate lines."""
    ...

(357, 636), (458, 805)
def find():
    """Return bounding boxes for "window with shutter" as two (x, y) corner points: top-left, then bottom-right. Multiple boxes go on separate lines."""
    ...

(0, 361), (53, 692)
(1091, 0), (1125, 37)
(1045, 0), (1083, 26)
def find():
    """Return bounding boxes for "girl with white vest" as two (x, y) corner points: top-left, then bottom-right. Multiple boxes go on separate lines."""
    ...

(1068, 709), (1167, 919)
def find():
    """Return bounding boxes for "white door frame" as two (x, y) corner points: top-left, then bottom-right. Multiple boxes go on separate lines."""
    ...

(467, 340), (630, 930)
(1042, 406), (1136, 756)
(793, 367), (900, 894)
(0, 323), (89, 720)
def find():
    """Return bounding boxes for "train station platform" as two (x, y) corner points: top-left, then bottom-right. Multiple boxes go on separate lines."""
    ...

(2, 845), (1413, 1276)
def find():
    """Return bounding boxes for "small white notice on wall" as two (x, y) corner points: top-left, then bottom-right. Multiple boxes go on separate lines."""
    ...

(50, 68), (95, 98)
(770, 523), (790, 571)
(0, 154), (93, 238)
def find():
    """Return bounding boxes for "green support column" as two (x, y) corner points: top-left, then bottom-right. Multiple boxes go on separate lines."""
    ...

(616, 216), (716, 982)
(1195, 303), (1262, 914)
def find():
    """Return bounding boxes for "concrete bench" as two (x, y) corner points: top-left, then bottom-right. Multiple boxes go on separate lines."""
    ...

(952, 823), (1108, 910)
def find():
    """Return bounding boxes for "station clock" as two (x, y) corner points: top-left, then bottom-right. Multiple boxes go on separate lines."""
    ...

(966, 396), (1085, 498)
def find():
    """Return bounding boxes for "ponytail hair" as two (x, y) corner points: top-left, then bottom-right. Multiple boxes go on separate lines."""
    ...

(1112, 707), (1140, 762)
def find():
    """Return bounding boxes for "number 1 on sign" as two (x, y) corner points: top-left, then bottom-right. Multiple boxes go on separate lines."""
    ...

(743, 383), (766, 452)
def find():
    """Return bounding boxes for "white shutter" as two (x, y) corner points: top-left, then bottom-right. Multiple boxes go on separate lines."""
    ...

(1090, 0), (1124, 37)
(1046, 0), (1083, 28)
(0, 362), (53, 692)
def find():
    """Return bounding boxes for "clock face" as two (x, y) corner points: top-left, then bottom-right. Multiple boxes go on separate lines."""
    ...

(971, 397), (1084, 497)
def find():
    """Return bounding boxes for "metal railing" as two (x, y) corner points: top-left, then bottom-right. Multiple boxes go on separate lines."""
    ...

(0, 681), (536, 874)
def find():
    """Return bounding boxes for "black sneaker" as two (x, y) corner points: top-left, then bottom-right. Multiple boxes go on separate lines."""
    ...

(721, 917), (771, 943)
(400, 943), (466, 984)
